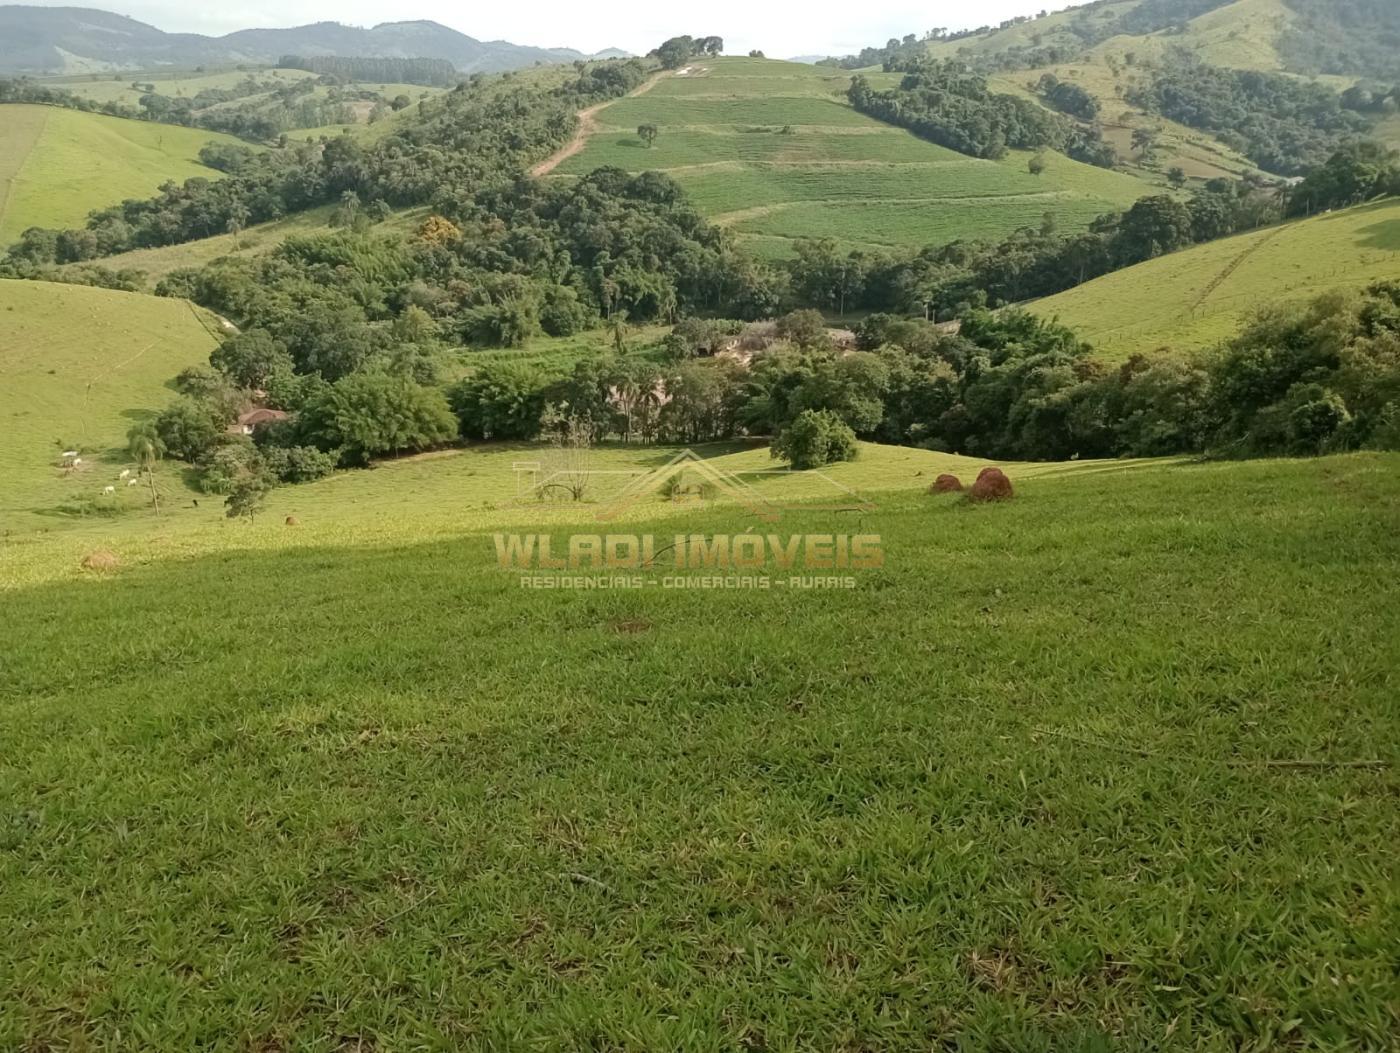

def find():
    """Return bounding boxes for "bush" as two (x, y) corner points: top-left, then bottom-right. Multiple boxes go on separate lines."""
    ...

(771, 409), (859, 469)
(301, 374), (458, 465)
(211, 329), (295, 390)
(198, 442), (261, 495)
(449, 362), (552, 440)
(263, 445), (338, 483)
(156, 398), (226, 463)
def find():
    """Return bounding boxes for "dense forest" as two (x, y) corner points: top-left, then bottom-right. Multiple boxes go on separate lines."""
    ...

(1127, 54), (1373, 176)
(847, 61), (1115, 167)
(277, 55), (460, 87)
(1279, 0), (1400, 81)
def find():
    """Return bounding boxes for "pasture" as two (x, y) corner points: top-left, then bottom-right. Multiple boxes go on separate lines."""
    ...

(1, 441), (1396, 1049)
(553, 57), (1148, 257)
(0, 278), (220, 533)
(0, 105), (244, 244)
(1031, 197), (1400, 358)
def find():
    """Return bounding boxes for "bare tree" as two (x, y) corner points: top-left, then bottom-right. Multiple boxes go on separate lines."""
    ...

(536, 405), (593, 502)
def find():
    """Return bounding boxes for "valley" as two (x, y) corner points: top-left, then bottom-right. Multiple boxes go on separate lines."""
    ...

(1, 3), (1399, 1050)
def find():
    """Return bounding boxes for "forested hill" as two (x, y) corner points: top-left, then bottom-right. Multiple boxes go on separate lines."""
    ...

(0, 5), (624, 74)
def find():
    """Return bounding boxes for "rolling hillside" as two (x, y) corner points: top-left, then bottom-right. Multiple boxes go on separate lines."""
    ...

(0, 278), (220, 531)
(551, 57), (1151, 258)
(921, 0), (1294, 71)
(1031, 196), (1400, 356)
(0, 105), (244, 244)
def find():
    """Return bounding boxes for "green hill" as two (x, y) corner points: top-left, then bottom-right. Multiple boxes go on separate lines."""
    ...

(0, 104), (246, 244)
(1, 440), (1396, 1047)
(1030, 197), (1400, 357)
(922, 0), (1294, 71)
(552, 57), (1150, 258)
(0, 278), (221, 531)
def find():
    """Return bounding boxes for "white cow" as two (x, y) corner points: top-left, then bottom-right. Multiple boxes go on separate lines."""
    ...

(103, 485), (116, 494)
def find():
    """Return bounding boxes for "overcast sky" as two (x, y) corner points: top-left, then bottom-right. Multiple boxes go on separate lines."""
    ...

(40, 0), (1080, 58)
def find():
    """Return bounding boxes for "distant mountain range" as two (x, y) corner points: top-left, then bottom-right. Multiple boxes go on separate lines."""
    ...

(0, 6), (629, 75)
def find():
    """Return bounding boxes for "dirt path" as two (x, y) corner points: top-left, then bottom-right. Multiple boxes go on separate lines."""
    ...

(1192, 224), (1289, 309)
(529, 72), (668, 178)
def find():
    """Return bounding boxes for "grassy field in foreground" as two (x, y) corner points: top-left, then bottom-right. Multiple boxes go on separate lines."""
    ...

(0, 104), (247, 245)
(1031, 197), (1400, 358)
(554, 57), (1148, 258)
(0, 450), (1397, 1049)
(0, 279), (220, 534)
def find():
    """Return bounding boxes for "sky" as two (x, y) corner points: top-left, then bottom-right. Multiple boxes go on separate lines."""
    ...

(34, 0), (1081, 58)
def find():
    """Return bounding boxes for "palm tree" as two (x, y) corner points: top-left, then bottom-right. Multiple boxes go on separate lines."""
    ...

(126, 422), (165, 514)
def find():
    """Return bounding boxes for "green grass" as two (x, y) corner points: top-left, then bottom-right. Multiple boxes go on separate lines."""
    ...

(0, 278), (221, 533)
(553, 57), (1150, 258)
(1031, 197), (1400, 358)
(1, 443), (1397, 1049)
(0, 104), (247, 244)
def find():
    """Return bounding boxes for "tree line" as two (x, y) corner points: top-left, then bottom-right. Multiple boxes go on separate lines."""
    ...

(848, 60), (1116, 167)
(150, 275), (1400, 518)
(277, 55), (460, 87)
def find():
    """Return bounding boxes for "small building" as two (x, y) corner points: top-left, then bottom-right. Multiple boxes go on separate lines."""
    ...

(229, 408), (290, 436)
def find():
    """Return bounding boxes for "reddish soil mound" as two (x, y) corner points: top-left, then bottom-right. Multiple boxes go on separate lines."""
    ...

(969, 468), (1013, 502)
(930, 474), (964, 493)
(81, 549), (120, 572)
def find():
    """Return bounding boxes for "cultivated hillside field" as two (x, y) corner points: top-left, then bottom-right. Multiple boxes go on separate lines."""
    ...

(1032, 196), (1400, 357)
(0, 104), (245, 244)
(552, 57), (1148, 258)
(0, 278), (219, 532)
(1, 440), (1397, 1048)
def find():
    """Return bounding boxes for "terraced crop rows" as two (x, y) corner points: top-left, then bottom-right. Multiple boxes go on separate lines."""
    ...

(554, 57), (1147, 257)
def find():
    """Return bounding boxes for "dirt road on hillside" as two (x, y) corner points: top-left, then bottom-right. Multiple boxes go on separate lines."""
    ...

(529, 72), (668, 178)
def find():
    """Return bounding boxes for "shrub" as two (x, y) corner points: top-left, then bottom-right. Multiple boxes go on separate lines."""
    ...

(772, 409), (859, 470)
(198, 442), (261, 495)
(449, 362), (552, 441)
(301, 374), (458, 465)
(263, 445), (338, 484)
(156, 398), (226, 463)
